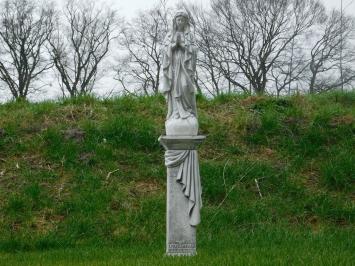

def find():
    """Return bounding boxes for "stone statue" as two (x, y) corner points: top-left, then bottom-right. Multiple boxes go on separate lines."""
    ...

(159, 9), (205, 256)
(160, 10), (198, 136)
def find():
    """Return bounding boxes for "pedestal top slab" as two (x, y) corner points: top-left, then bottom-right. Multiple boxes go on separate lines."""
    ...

(158, 135), (206, 150)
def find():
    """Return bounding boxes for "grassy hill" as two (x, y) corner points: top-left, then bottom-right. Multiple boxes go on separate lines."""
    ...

(0, 92), (354, 265)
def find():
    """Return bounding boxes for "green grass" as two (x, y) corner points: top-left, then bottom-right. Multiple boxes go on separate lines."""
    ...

(0, 227), (354, 265)
(0, 92), (354, 264)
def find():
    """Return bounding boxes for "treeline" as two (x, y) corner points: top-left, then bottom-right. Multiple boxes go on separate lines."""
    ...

(0, 0), (354, 101)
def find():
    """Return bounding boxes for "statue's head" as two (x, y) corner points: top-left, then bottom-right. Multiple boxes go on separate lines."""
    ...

(173, 10), (190, 32)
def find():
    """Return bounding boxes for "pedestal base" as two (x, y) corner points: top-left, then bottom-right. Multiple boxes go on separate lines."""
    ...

(166, 166), (196, 256)
(159, 135), (206, 257)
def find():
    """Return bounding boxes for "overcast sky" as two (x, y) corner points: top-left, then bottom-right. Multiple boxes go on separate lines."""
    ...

(54, 0), (355, 18)
(322, 0), (355, 12)
(106, 0), (354, 18)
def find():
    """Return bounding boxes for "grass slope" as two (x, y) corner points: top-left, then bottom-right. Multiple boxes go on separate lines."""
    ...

(0, 92), (354, 264)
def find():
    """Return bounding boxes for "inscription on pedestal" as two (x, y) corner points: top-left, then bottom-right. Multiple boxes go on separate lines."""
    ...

(167, 242), (196, 255)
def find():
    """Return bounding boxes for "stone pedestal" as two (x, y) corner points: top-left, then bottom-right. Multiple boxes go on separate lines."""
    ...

(159, 135), (205, 256)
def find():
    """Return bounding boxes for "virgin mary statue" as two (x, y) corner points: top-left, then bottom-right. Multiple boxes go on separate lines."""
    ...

(160, 10), (198, 136)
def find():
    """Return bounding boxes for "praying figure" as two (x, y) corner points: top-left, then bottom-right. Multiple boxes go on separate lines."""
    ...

(161, 10), (198, 136)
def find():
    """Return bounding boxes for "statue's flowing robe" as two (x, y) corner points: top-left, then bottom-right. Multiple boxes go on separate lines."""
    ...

(161, 28), (202, 226)
(160, 30), (198, 120)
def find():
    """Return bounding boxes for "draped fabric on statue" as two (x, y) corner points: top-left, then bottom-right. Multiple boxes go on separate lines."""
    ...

(165, 150), (202, 226)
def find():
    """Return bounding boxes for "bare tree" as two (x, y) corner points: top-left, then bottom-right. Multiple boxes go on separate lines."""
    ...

(189, 4), (227, 96)
(308, 9), (355, 94)
(0, 0), (54, 100)
(211, 0), (324, 95)
(270, 38), (310, 97)
(115, 0), (169, 96)
(49, 0), (117, 98)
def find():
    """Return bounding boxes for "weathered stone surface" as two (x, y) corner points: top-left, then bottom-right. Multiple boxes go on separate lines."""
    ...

(159, 8), (205, 257)
(166, 117), (198, 136)
(166, 165), (196, 256)
(158, 135), (205, 151)
(159, 136), (205, 256)
(160, 9), (198, 136)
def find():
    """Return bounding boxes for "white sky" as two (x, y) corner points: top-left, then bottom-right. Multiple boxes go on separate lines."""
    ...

(322, 0), (355, 12)
(105, 0), (353, 17)
(52, 0), (355, 17)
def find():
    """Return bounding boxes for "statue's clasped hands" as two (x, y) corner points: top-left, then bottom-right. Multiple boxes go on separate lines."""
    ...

(172, 33), (185, 50)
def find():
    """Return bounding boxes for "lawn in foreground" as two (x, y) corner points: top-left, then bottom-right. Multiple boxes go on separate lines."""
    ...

(1, 227), (354, 266)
